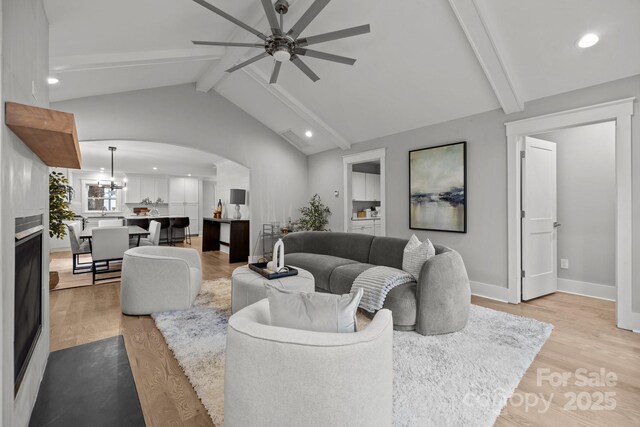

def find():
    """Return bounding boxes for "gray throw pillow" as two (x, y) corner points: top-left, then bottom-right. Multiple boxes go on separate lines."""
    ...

(265, 284), (363, 333)
(402, 234), (436, 280)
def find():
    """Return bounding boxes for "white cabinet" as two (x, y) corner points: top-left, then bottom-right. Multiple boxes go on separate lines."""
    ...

(169, 177), (198, 203)
(352, 172), (366, 201)
(350, 219), (375, 235)
(184, 203), (199, 234)
(350, 219), (382, 236)
(170, 178), (185, 202)
(352, 172), (380, 201)
(125, 175), (141, 203)
(169, 203), (185, 216)
(140, 176), (155, 201)
(169, 177), (200, 235)
(366, 173), (380, 201)
(156, 178), (169, 202)
(126, 175), (169, 203)
(184, 178), (198, 203)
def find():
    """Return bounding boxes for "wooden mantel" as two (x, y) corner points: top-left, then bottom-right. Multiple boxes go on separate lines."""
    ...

(5, 102), (82, 169)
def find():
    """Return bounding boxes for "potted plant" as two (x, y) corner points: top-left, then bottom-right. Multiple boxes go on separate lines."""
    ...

(298, 194), (331, 231)
(49, 171), (75, 289)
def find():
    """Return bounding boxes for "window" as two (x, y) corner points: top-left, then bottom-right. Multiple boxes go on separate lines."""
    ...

(82, 180), (123, 213)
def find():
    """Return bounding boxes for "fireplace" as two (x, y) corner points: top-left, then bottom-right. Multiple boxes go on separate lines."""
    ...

(14, 215), (43, 395)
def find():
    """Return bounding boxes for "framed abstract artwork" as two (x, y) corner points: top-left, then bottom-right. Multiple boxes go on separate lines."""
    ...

(409, 141), (466, 233)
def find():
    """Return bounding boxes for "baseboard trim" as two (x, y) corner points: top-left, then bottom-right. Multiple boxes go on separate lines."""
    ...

(470, 281), (509, 303)
(557, 278), (616, 301)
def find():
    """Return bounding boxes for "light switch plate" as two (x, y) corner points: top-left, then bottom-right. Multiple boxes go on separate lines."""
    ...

(560, 259), (569, 269)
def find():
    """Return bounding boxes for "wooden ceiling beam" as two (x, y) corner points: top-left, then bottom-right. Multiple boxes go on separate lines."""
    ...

(5, 102), (82, 169)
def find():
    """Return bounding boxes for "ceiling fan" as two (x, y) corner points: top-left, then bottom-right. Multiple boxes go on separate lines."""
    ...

(191, 0), (371, 83)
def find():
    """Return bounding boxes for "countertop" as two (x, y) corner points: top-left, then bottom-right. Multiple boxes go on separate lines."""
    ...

(351, 217), (381, 221)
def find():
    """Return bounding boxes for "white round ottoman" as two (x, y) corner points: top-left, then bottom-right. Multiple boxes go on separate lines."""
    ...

(231, 266), (315, 314)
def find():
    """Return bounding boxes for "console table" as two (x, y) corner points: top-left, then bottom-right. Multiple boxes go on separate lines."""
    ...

(202, 218), (250, 263)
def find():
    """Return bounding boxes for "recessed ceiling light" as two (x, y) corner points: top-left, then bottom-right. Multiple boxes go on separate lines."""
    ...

(47, 77), (60, 85)
(153, 167), (158, 170)
(578, 33), (599, 48)
(100, 167), (105, 171)
(305, 130), (313, 138)
(188, 174), (192, 177)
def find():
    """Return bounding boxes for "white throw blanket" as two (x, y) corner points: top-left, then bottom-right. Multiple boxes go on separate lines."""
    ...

(352, 266), (415, 312)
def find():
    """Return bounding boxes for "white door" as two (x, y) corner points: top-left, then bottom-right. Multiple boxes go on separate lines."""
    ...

(522, 137), (558, 301)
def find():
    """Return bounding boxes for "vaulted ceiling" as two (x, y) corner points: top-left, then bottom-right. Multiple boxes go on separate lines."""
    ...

(45, 0), (640, 155)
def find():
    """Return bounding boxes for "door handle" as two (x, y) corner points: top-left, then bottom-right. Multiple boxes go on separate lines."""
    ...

(553, 222), (561, 228)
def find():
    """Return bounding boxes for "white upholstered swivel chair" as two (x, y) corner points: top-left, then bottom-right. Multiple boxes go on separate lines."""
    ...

(67, 223), (92, 274)
(120, 246), (202, 315)
(135, 220), (161, 247)
(98, 219), (123, 227)
(91, 226), (129, 284)
(224, 300), (394, 427)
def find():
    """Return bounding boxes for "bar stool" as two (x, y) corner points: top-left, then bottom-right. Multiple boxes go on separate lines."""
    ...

(128, 218), (150, 229)
(157, 217), (172, 245)
(171, 217), (191, 245)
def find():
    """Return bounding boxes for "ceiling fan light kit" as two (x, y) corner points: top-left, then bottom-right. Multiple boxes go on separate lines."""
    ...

(191, 0), (371, 84)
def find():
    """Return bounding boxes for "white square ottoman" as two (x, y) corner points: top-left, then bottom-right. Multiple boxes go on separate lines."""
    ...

(231, 266), (315, 314)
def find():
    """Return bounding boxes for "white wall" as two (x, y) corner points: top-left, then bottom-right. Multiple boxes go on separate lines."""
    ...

(52, 84), (309, 257)
(215, 160), (250, 220)
(536, 122), (616, 288)
(308, 74), (640, 312)
(1, 1), (50, 426)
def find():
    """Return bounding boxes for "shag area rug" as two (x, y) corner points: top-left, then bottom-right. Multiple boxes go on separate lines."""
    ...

(152, 278), (553, 427)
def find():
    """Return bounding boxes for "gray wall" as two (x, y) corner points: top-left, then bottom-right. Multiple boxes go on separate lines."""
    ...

(537, 122), (616, 287)
(308, 75), (640, 311)
(53, 84), (309, 259)
(1, 0), (50, 425)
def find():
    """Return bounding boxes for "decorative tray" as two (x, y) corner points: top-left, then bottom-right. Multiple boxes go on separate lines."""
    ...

(249, 262), (299, 280)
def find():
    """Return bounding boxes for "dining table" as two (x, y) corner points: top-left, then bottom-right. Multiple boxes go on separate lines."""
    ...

(79, 225), (150, 247)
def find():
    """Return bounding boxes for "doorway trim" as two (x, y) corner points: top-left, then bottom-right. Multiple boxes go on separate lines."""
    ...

(505, 97), (636, 330)
(343, 148), (386, 235)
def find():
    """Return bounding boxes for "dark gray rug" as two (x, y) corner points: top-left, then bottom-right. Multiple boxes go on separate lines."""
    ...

(30, 336), (145, 427)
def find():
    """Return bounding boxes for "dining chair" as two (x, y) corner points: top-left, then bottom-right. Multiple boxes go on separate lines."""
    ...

(136, 220), (161, 247)
(127, 218), (149, 246)
(171, 217), (191, 245)
(91, 226), (129, 284)
(67, 223), (92, 274)
(98, 219), (123, 227)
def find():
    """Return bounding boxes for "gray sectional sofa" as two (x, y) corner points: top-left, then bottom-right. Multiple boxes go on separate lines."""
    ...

(282, 231), (471, 335)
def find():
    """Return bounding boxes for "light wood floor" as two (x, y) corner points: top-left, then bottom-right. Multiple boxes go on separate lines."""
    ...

(49, 240), (640, 426)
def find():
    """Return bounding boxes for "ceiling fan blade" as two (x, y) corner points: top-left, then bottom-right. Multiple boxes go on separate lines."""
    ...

(192, 0), (268, 41)
(295, 48), (356, 65)
(290, 55), (320, 82)
(261, 0), (282, 36)
(287, 0), (331, 39)
(269, 61), (282, 84)
(226, 52), (270, 73)
(298, 24), (370, 46)
(192, 41), (265, 48)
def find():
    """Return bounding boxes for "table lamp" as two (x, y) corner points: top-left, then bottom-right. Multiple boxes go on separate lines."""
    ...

(230, 189), (246, 220)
